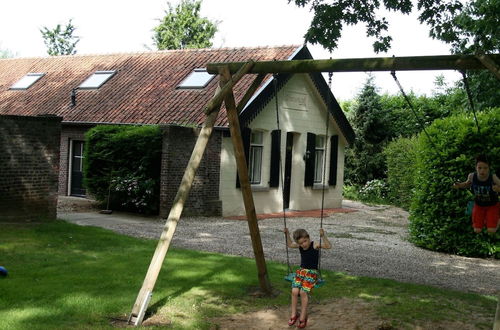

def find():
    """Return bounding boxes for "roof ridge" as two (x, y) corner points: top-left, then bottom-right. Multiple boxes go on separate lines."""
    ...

(0, 45), (302, 61)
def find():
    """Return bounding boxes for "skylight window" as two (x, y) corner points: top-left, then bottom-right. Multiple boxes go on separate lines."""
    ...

(177, 68), (215, 89)
(78, 70), (116, 89)
(10, 73), (45, 90)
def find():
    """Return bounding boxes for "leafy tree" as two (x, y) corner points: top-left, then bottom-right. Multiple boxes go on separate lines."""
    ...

(380, 91), (465, 139)
(0, 43), (16, 58)
(40, 19), (80, 56)
(290, 0), (499, 107)
(290, 0), (498, 56)
(291, 0), (464, 53)
(153, 0), (218, 50)
(345, 76), (391, 184)
(439, 0), (500, 110)
(430, 0), (499, 54)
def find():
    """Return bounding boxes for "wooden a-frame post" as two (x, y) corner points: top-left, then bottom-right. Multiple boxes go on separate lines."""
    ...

(128, 61), (272, 325)
(219, 65), (272, 294)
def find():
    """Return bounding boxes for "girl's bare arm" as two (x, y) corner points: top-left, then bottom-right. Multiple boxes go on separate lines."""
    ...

(316, 229), (332, 249)
(284, 228), (299, 248)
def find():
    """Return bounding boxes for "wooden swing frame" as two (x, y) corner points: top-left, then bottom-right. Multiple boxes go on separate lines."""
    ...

(128, 53), (500, 326)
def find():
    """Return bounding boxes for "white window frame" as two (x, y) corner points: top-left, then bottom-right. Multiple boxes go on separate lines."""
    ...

(10, 73), (45, 90)
(314, 135), (325, 183)
(78, 70), (116, 89)
(249, 131), (263, 184)
(177, 68), (215, 89)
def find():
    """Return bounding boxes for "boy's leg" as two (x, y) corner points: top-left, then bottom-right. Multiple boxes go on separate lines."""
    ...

(485, 203), (499, 234)
(472, 204), (486, 233)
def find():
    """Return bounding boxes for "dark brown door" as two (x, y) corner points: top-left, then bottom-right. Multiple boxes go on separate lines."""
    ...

(283, 132), (294, 209)
(70, 140), (86, 196)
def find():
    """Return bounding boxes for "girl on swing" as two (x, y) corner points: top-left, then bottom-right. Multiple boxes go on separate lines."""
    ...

(283, 228), (331, 328)
(453, 154), (500, 234)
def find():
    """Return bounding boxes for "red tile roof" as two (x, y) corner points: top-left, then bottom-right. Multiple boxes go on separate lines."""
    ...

(0, 46), (300, 127)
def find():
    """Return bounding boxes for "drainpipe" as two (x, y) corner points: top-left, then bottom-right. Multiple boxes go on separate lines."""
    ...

(71, 88), (78, 107)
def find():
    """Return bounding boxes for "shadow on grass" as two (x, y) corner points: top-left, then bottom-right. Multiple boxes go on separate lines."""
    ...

(0, 220), (497, 329)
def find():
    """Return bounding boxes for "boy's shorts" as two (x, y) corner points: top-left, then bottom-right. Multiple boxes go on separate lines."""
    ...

(472, 202), (499, 230)
(292, 268), (319, 292)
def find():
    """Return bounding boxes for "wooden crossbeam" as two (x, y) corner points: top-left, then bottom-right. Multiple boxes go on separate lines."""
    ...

(476, 54), (500, 80)
(206, 54), (500, 75)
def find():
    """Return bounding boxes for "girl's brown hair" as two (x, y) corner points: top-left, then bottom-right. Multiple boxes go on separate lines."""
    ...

(293, 229), (309, 243)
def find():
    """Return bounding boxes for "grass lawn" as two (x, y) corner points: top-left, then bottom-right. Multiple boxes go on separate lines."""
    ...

(0, 220), (497, 329)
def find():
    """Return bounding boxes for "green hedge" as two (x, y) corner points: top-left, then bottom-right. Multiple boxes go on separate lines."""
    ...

(384, 136), (418, 209)
(409, 108), (499, 258)
(83, 125), (162, 214)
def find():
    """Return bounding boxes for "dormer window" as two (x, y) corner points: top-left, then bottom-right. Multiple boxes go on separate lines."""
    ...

(10, 73), (45, 90)
(177, 68), (215, 89)
(79, 70), (116, 89)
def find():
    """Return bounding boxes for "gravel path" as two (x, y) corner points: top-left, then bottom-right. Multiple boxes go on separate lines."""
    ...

(59, 199), (499, 296)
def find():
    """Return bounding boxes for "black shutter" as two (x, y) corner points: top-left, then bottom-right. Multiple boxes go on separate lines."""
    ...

(304, 132), (316, 187)
(329, 135), (339, 186)
(269, 130), (281, 187)
(236, 127), (252, 188)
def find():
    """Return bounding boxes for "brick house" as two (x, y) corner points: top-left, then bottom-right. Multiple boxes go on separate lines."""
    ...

(0, 45), (354, 217)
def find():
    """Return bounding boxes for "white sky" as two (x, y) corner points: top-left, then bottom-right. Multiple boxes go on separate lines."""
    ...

(0, 0), (461, 100)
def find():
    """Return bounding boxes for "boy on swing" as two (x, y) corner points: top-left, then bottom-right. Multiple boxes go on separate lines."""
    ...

(283, 228), (331, 328)
(453, 154), (500, 234)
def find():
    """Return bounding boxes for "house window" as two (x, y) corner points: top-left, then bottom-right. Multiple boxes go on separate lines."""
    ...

(177, 68), (215, 89)
(314, 135), (325, 183)
(79, 70), (116, 89)
(10, 73), (45, 90)
(249, 131), (263, 184)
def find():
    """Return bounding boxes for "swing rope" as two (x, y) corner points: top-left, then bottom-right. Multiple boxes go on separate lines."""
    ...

(460, 70), (481, 134)
(391, 68), (483, 209)
(390, 70), (438, 150)
(273, 74), (292, 276)
(317, 71), (334, 281)
(274, 70), (330, 287)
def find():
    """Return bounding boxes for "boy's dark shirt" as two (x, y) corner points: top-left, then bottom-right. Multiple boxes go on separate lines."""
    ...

(471, 173), (498, 206)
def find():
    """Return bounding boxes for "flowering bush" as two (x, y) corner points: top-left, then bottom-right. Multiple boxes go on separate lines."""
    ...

(84, 125), (162, 214)
(112, 173), (157, 213)
(358, 179), (389, 201)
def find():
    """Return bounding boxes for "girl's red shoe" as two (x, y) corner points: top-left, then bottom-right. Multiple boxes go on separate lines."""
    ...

(287, 314), (299, 326)
(297, 316), (308, 328)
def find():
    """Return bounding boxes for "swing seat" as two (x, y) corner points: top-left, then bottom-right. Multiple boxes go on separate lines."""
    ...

(284, 272), (325, 288)
(314, 278), (325, 288)
(465, 200), (474, 216)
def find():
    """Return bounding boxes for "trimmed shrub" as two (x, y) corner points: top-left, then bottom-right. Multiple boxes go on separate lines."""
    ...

(83, 125), (162, 214)
(409, 108), (499, 258)
(384, 136), (418, 209)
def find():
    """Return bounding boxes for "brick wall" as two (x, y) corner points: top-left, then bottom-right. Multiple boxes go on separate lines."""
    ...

(0, 115), (62, 222)
(58, 125), (93, 196)
(159, 125), (222, 217)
